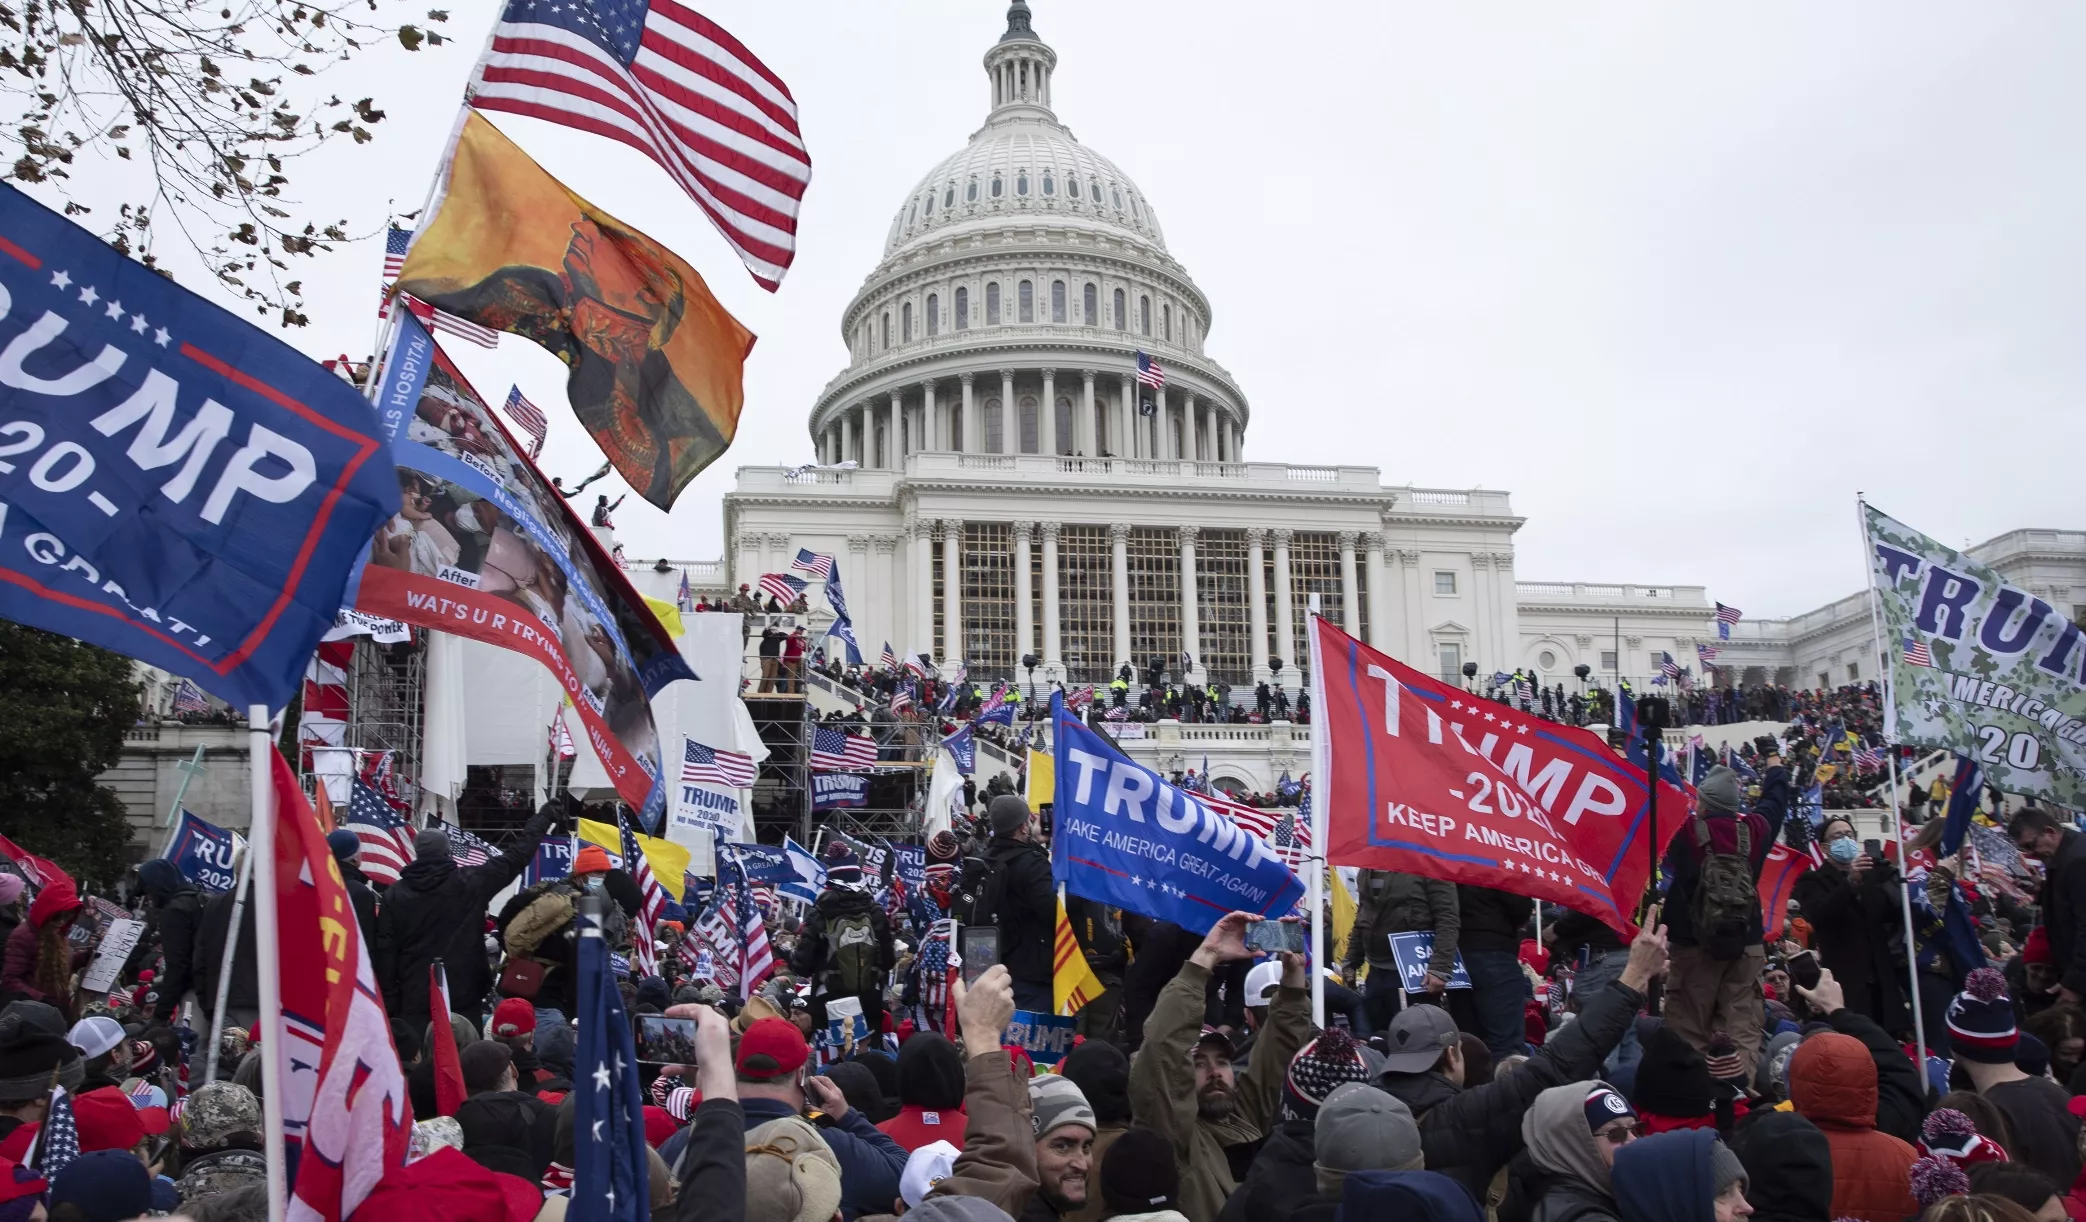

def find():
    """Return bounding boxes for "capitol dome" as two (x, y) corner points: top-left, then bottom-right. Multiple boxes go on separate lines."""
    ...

(807, 0), (1249, 471)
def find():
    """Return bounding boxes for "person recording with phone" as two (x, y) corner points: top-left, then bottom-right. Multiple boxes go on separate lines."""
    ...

(1791, 813), (1912, 1038)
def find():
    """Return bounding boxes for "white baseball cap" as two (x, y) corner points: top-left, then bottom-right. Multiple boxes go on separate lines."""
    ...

(1245, 960), (1284, 1006)
(900, 1140), (961, 1207)
(67, 1016), (126, 1060)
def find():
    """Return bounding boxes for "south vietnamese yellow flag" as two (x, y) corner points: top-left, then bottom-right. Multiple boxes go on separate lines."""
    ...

(1053, 893), (1108, 1017)
(578, 817), (688, 887)
(1026, 748), (1054, 812)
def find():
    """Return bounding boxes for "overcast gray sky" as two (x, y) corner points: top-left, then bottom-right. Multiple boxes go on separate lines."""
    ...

(36, 2), (2086, 619)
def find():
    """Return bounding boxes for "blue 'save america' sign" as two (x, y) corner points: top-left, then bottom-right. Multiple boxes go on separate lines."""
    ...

(1049, 694), (1303, 934)
(0, 185), (398, 710)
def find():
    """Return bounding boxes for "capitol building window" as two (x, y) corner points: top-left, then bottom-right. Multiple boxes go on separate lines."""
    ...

(987, 282), (1001, 325)
(955, 287), (969, 329)
(1051, 280), (1066, 323)
(1018, 279), (1034, 323)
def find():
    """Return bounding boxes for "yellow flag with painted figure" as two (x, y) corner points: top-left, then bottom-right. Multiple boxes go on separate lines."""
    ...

(1053, 894), (1107, 1017)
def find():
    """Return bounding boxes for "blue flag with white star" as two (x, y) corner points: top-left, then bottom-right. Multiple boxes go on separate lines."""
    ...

(0, 184), (398, 711)
(1048, 693), (1304, 934)
(571, 904), (647, 1222)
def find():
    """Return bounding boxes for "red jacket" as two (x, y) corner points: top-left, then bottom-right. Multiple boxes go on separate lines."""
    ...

(876, 1103), (967, 1152)
(1790, 1032), (1918, 1222)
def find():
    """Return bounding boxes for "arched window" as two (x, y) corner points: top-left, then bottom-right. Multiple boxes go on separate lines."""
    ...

(1016, 172), (1029, 196)
(924, 192), (935, 217)
(1161, 304), (1170, 342)
(926, 292), (940, 337)
(1083, 283), (1097, 323)
(1050, 280), (1066, 323)
(944, 186), (955, 208)
(1018, 280), (1034, 323)
(901, 301), (913, 342)
(991, 175), (1003, 198)
(1139, 295), (1151, 336)
(966, 179), (978, 203)
(1068, 174), (1080, 199)
(1091, 181), (1102, 203)
(983, 398), (1004, 453)
(1042, 172), (1055, 196)
(908, 201), (918, 227)
(955, 287), (969, 330)
(1054, 396), (1073, 453)
(1130, 195), (1143, 221)
(1112, 288), (1126, 330)
(1019, 395), (1039, 453)
(881, 311), (891, 349)
(986, 282), (1001, 325)
(1111, 186), (1123, 210)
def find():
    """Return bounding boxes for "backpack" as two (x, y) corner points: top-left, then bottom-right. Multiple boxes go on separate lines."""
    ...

(827, 908), (880, 997)
(1689, 813), (1756, 961)
(948, 852), (1006, 929)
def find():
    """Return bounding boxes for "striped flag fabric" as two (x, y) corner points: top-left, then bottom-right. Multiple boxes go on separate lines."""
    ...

(790, 548), (835, 580)
(1053, 895), (1107, 1017)
(440, 822), (495, 868)
(465, 0), (812, 290)
(681, 738), (757, 787)
(878, 642), (899, 671)
(1135, 350), (1165, 389)
(721, 849), (775, 1001)
(1204, 791), (1313, 868)
(888, 683), (915, 716)
(503, 385), (548, 458)
(346, 779), (416, 884)
(618, 810), (665, 977)
(24, 1084), (79, 1177)
(1715, 602), (1743, 641)
(1902, 635), (1936, 668)
(757, 572), (807, 605)
(809, 726), (877, 772)
(429, 961), (466, 1116)
(380, 227), (502, 347)
(1658, 652), (1683, 683)
(549, 704), (577, 761)
(1696, 643), (1720, 668)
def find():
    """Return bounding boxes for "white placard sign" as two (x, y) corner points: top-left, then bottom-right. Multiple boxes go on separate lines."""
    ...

(80, 918), (146, 995)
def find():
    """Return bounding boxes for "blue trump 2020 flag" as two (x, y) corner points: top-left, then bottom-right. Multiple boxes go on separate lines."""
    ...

(1049, 694), (1303, 934)
(163, 809), (239, 893)
(0, 185), (399, 710)
(572, 903), (648, 1222)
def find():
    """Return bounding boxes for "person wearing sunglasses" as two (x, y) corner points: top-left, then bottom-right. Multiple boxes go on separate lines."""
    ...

(1518, 1081), (1643, 1222)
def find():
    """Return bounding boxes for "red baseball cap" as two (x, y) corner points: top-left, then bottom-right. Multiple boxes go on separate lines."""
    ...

(74, 1086), (167, 1151)
(735, 1017), (809, 1080)
(491, 998), (536, 1039)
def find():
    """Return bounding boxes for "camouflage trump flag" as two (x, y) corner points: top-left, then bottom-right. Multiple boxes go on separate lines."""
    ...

(396, 111), (755, 510)
(1867, 503), (2086, 805)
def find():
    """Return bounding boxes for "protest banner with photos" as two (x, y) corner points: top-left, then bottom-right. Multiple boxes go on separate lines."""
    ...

(1867, 503), (2086, 805)
(0, 186), (400, 711)
(1386, 932), (1472, 992)
(164, 809), (241, 893)
(356, 313), (694, 816)
(1310, 616), (1633, 934)
(1049, 693), (1304, 934)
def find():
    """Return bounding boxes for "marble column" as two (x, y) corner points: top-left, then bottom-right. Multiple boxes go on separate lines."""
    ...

(1179, 525), (1200, 681)
(1245, 527), (1269, 678)
(1041, 369), (1057, 455)
(1119, 373), (1137, 459)
(1338, 530), (1360, 637)
(1271, 528), (1294, 688)
(889, 391), (904, 466)
(1110, 523), (1131, 673)
(1203, 403), (1218, 461)
(941, 519), (964, 666)
(961, 373), (977, 456)
(925, 381), (941, 451)
(1491, 551), (1516, 672)
(1180, 391), (1197, 460)
(872, 535), (897, 653)
(839, 409), (854, 465)
(1013, 521), (1035, 665)
(912, 518), (934, 654)
(1398, 549), (1425, 663)
(1040, 522), (1062, 672)
(1079, 369), (1097, 457)
(1233, 422), (1244, 461)
(1363, 531), (1389, 651)
(1153, 385), (1169, 459)
(999, 369), (1015, 455)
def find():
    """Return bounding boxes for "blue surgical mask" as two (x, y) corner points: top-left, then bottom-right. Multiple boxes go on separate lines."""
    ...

(1827, 837), (1861, 865)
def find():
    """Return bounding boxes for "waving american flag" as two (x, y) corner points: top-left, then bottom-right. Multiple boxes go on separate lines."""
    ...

(682, 738), (757, 788)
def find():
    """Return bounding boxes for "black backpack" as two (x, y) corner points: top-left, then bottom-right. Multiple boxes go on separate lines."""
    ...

(949, 851), (1007, 928)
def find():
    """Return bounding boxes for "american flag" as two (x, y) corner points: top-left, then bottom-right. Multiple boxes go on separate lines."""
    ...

(1205, 791), (1312, 868)
(440, 822), (495, 868)
(810, 726), (877, 772)
(26, 1084), (79, 1177)
(757, 572), (806, 605)
(688, 902), (736, 988)
(1658, 652), (1683, 682)
(878, 642), (898, 671)
(618, 810), (665, 977)
(548, 704), (577, 761)
(172, 679), (210, 714)
(721, 850), (775, 1001)
(465, 0), (811, 290)
(1715, 602), (1743, 641)
(1855, 746), (1886, 771)
(346, 779), (416, 884)
(503, 385), (548, 459)
(889, 683), (915, 716)
(1696, 643), (1720, 668)
(790, 548), (835, 580)
(949, 660), (968, 686)
(1135, 351), (1165, 389)
(1065, 685), (1094, 712)
(1902, 635), (1936, 668)
(380, 227), (502, 347)
(682, 738), (756, 788)
(362, 749), (408, 812)
(676, 568), (694, 612)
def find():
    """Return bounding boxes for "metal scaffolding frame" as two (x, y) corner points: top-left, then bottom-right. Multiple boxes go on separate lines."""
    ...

(345, 635), (426, 810)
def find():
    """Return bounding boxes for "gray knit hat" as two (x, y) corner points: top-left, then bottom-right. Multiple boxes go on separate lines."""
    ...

(1710, 1139), (1748, 1196)
(988, 794), (1031, 837)
(1697, 766), (1741, 814)
(1027, 1074), (1096, 1138)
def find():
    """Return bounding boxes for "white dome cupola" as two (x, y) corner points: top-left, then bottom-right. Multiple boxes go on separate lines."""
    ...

(984, 1), (1057, 121)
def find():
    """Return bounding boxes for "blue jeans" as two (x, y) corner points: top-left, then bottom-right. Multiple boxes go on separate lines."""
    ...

(1462, 950), (1531, 1060)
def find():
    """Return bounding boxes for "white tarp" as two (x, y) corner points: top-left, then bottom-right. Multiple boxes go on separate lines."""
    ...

(460, 637), (564, 766)
(570, 609), (768, 800)
(419, 630), (468, 816)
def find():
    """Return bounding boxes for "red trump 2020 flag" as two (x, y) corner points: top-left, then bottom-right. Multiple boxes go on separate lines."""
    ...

(1310, 616), (1653, 935)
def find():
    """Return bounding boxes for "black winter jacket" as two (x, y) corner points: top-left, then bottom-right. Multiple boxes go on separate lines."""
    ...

(982, 835), (1055, 991)
(339, 860), (380, 953)
(789, 886), (896, 997)
(2041, 829), (2086, 997)
(1374, 975), (1647, 1200)
(1458, 885), (1534, 954)
(663, 1098), (746, 1222)
(194, 887), (258, 1016)
(374, 806), (552, 1026)
(148, 884), (205, 1021)
(1727, 1110), (1834, 1222)
(1215, 1117), (1315, 1222)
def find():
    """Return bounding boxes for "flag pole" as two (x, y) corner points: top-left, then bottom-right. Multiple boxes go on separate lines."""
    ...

(202, 845), (254, 1082)
(1305, 611), (1329, 1031)
(1857, 495), (1928, 1074)
(245, 705), (288, 1222)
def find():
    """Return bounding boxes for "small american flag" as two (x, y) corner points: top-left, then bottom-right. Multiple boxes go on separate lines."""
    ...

(1658, 652), (1683, 682)
(682, 739), (757, 788)
(878, 642), (898, 671)
(810, 726), (877, 772)
(380, 227), (502, 347)
(757, 572), (807, 605)
(1902, 636), (1936, 668)
(790, 548), (835, 580)
(440, 822), (495, 868)
(618, 810), (664, 977)
(27, 1084), (79, 1177)
(172, 679), (210, 714)
(1715, 602), (1743, 641)
(721, 850), (775, 1001)
(346, 779), (416, 884)
(1855, 746), (1886, 771)
(675, 568), (694, 612)
(1696, 643), (1720, 667)
(503, 385), (548, 459)
(1206, 791), (1312, 868)
(1135, 351), (1165, 389)
(889, 683), (915, 716)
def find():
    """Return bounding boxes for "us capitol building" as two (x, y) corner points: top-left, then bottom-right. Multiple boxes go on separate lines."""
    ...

(699, 1), (2086, 784)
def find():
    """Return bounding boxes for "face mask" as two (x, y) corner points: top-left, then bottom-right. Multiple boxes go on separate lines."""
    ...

(1827, 837), (1861, 865)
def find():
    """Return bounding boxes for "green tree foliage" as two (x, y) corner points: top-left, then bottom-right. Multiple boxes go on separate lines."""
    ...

(0, 623), (141, 885)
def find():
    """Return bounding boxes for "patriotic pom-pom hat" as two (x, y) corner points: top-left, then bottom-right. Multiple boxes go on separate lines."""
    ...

(1910, 1155), (1970, 1208)
(1945, 968), (2019, 1063)
(1918, 1107), (2011, 1167)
